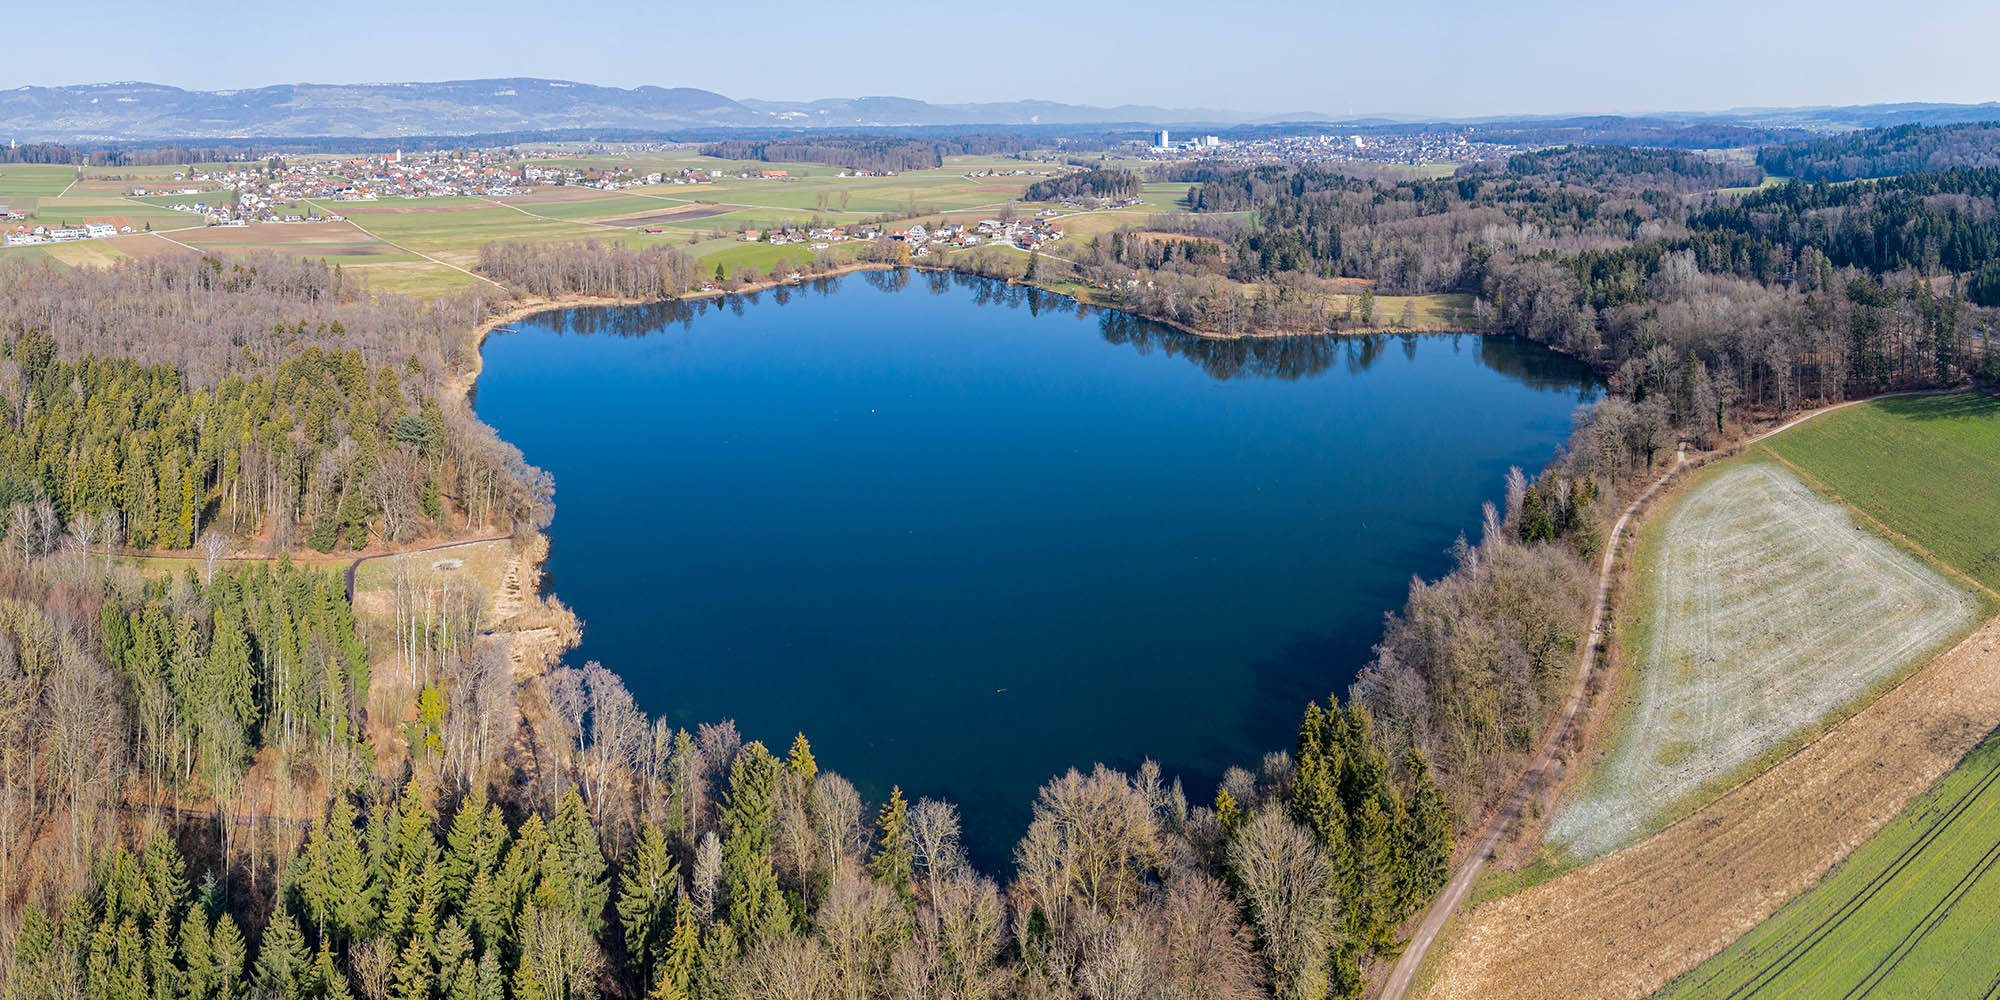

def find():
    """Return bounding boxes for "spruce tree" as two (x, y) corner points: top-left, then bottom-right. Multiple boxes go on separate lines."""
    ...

(868, 786), (914, 902)
(1404, 750), (1453, 906)
(210, 913), (247, 1000)
(785, 733), (817, 781)
(616, 822), (679, 993)
(653, 906), (700, 1000)
(551, 791), (610, 937)
(719, 742), (786, 943)
(390, 935), (432, 1000)
(252, 900), (308, 1000)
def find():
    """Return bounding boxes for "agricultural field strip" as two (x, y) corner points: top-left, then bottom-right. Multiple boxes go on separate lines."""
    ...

(1424, 617), (2000, 1000)
(1421, 390), (1996, 1000)
(1548, 462), (1980, 858)
(1654, 735), (2000, 999)
(299, 198), (504, 289)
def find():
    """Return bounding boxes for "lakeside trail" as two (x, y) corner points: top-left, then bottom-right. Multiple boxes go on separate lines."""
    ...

(1378, 441), (1687, 1000)
(1384, 387), (1968, 1000)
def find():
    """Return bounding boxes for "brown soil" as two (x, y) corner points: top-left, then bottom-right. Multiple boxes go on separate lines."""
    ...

(176, 220), (376, 245)
(599, 205), (732, 227)
(1423, 615), (2000, 1000)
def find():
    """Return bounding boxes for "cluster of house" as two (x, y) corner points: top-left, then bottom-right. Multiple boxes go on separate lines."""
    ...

(6, 221), (132, 246)
(740, 217), (1065, 254)
(1136, 130), (1517, 166)
(520, 163), (723, 190)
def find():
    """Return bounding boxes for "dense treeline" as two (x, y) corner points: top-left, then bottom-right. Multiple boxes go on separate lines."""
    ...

(476, 241), (705, 301)
(0, 145), (255, 166)
(0, 545), (371, 913)
(1758, 122), (2000, 182)
(1021, 169), (1141, 203)
(1490, 145), (1763, 192)
(0, 257), (549, 551)
(699, 135), (1035, 173)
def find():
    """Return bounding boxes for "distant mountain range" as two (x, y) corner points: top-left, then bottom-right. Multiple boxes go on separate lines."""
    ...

(3, 78), (1997, 143)
(0, 79), (1299, 142)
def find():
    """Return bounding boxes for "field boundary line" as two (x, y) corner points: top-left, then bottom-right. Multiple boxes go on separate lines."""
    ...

(301, 198), (506, 289)
(1754, 446), (2000, 605)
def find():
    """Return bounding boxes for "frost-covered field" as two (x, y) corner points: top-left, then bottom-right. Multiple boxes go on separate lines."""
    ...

(1551, 461), (1979, 858)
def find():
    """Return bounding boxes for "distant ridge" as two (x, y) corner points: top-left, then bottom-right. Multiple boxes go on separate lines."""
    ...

(3, 78), (1998, 143)
(0, 79), (1265, 142)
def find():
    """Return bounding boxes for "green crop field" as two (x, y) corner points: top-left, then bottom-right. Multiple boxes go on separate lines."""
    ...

(0, 164), (79, 197)
(1655, 731), (2000, 999)
(1549, 460), (1982, 858)
(1759, 392), (2000, 593)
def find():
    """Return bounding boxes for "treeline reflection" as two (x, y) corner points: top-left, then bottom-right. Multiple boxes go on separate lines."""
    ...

(520, 270), (1599, 393)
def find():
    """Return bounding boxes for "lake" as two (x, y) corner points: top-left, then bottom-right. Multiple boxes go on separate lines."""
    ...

(473, 270), (1599, 868)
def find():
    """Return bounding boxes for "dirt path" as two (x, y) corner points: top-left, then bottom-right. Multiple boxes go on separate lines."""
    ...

(1380, 441), (1687, 999)
(1425, 616), (2000, 1000)
(1400, 387), (1978, 1000)
(301, 198), (506, 288)
(343, 532), (511, 599)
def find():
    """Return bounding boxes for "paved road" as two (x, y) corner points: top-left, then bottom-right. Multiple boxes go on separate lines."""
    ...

(1379, 386), (1968, 1000)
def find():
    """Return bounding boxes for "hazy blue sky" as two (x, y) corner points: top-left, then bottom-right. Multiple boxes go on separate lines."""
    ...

(9, 0), (1996, 117)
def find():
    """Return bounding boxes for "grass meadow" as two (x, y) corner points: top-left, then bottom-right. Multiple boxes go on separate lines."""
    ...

(1758, 392), (2000, 594)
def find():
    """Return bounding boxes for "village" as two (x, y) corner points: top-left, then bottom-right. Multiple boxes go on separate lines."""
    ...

(733, 215), (1066, 254)
(1137, 127), (1517, 165)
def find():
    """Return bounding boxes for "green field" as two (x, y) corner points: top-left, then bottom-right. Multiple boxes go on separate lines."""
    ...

(0, 148), (1189, 298)
(1759, 392), (2000, 593)
(0, 164), (79, 198)
(1655, 731), (2000, 998)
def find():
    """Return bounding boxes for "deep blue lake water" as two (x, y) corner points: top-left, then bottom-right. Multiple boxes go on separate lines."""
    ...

(474, 271), (1598, 869)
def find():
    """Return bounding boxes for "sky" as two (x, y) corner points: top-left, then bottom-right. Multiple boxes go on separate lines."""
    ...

(8, 0), (1997, 119)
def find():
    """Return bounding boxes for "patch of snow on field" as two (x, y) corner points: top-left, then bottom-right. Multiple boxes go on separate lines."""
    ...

(1550, 462), (1979, 858)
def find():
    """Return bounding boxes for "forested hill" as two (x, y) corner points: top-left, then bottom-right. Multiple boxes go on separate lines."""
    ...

(1758, 122), (2000, 182)
(698, 135), (1040, 172)
(1022, 168), (1143, 202)
(0, 256), (550, 552)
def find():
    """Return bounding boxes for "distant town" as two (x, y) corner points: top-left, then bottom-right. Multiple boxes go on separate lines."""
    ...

(1139, 127), (1517, 165)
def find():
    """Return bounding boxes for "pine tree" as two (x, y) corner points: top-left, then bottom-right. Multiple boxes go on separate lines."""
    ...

(868, 785), (914, 902)
(1214, 787), (1243, 837)
(616, 822), (679, 993)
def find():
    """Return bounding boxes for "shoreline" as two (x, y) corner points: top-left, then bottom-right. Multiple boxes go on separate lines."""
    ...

(440, 267), (1563, 684)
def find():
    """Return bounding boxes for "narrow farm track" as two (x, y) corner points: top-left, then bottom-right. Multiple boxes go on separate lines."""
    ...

(1379, 441), (1686, 1000)
(1384, 388), (1964, 1000)
(344, 532), (511, 599)
(1417, 388), (2000, 1000)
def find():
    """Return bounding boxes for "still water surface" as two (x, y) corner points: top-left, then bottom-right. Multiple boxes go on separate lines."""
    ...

(474, 271), (1598, 868)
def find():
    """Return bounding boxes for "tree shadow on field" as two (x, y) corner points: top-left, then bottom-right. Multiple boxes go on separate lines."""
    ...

(1877, 392), (1999, 422)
